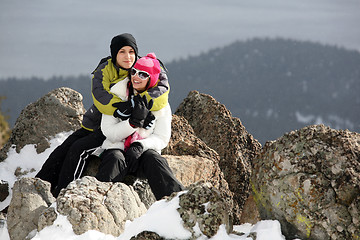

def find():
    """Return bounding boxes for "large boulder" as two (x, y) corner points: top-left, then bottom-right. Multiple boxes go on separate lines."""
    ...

(175, 90), (262, 224)
(7, 178), (55, 240)
(162, 114), (219, 160)
(7, 177), (147, 239)
(54, 176), (147, 236)
(0, 87), (85, 162)
(251, 124), (360, 240)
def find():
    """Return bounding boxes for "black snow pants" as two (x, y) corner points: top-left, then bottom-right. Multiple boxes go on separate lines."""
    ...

(51, 128), (106, 197)
(96, 148), (184, 200)
(36, 128), (106, 197)
(35, 128), (91, 190)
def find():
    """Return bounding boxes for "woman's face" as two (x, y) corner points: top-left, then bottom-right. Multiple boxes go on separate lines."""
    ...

(131, 68), (150, 92)
(116, 46), (136, 69)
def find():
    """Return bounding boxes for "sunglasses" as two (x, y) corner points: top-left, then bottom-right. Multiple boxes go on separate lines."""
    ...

(130, 68), (150, 80)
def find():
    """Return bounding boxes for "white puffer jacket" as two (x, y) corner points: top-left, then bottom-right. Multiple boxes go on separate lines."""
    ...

(101, 78), (172, 153)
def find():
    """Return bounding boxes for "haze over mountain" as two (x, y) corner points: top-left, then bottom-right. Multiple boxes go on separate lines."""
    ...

(1, 38), (358, 144)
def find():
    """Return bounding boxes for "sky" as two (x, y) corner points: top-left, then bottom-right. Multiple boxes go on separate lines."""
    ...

(0, 0), (359, 79)
(0, 131), (290, 240)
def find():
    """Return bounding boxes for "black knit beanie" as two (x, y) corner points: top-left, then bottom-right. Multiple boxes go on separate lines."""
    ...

(110, 33), (138, 66)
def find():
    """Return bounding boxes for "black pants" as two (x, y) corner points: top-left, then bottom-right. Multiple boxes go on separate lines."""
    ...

(36, 128), (91, 190)
(36, 128), (106, 197)
(96, 148), (184, 200)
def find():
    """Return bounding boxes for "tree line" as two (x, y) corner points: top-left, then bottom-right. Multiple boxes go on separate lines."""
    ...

(1, 38), (359, 144)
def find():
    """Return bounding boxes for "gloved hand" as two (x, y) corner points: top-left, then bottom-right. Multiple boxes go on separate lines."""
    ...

(112, 97), (135, 120)
(129, 95), (154, 128)
(143, 112), (155, 130)
(125, 142), (144, 173)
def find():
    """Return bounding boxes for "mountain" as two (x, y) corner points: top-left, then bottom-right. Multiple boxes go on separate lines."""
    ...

(166, 38), (360, 143)
(0, 38), (359, 144)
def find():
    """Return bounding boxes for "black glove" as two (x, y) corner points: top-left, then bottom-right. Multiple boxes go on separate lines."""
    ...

(129, 95), (154, 128)
(125, 142), (144, 173)
(112, 97), (135, 120)
(143, 112), (155, 130)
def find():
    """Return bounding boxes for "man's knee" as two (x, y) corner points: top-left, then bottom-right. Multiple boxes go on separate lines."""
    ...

(102, 149), (124, 161)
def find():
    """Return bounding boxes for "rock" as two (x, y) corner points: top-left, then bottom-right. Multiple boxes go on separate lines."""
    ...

(251, 124), (360, 240)
(7, 178), (55, 240)
(175, 90), (262, 224)
(239, 194), (261, 224)
(0, 87), (85, 162)
(177, 181), (232, 239)
(162, 114), (219, 160)
(122, 176), (157, 209)
(130, 231), (165, 240)
(55, 176), (147, 237)
(7, 176), (149, 238)
(166, 155), (233, 215)
(167, 155), (222, 187)
(37, 206), (58, 232)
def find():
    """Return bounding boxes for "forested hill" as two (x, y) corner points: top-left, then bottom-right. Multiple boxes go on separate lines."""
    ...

(0, 38), (359, 144)
(0, 75), (93, 122)
(166, 38), (360, 143)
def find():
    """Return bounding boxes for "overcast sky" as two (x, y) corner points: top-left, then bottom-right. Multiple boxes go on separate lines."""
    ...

(1, 0), (359, 79)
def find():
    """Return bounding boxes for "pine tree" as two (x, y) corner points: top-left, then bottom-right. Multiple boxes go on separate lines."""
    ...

(0, 96), (10, 148)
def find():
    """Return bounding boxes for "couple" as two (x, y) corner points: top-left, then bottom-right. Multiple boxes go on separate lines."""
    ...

(36, 33), (184, 200)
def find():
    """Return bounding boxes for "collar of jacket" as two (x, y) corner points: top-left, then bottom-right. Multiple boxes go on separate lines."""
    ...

(110, 59), (130, 79)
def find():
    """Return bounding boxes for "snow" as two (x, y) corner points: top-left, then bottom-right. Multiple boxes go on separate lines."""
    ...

(295, 111), (354, 130)
(0, 131), (72, 210)
(0, 131), (293, 240)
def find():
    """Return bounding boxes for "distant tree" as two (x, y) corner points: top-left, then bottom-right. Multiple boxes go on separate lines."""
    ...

(0, 96), (10, 148)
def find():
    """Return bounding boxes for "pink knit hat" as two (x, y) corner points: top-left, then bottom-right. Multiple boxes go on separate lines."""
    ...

(133, 53), (161, 89)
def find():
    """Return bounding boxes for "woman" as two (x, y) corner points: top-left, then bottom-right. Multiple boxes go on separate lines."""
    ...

(36, 34), (170, 197)
(96, 53), (184, 200)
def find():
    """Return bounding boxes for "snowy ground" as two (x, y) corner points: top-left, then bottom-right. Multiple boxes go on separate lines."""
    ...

(0, 131), (292, 240)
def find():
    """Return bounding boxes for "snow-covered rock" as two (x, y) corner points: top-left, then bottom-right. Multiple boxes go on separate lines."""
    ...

(0, 87), (85, 162)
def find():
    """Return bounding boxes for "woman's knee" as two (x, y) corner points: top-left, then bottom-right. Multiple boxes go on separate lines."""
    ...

(141, 150), (167, 165)
(138, 150), (171, 175)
